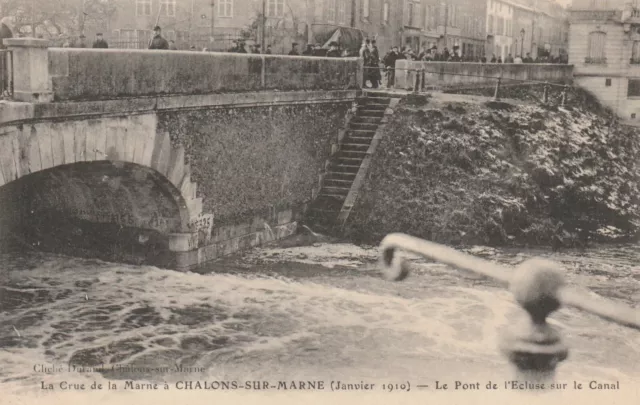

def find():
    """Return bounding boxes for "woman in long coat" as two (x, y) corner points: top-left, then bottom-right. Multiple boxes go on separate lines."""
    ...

(369, 40), (382, 89)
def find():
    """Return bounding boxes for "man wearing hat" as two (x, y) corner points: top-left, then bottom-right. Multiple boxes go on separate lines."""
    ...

(302, 44), (314, 56)
(383, 45), (403, 86)
(288, 42), (300, 55)
(92, 32), (108, 48)
(326, 41), (341, 57)
(75, 34), (87, 48)
(149, 26), (169, 50)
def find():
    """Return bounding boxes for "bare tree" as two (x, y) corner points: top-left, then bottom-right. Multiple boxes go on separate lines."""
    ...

(0, 0), (117, 37)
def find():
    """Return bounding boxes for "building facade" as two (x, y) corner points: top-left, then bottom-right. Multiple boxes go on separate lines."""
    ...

(46, 0), (565, 60)
(528, 0), (569, 59)
(569, 0), (640, 123)
(487, 0), (515, 60)
(104, 0), (307, 51)
(487, 0), (568, 62)
(513, 3), (537, 58)
(346, 0), (401, 53)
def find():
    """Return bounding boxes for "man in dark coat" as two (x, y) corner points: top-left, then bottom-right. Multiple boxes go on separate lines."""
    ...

(302, 44), (314, 56)
(288, 42), (300, 55)
(149, 26), (169, 50)
(76, 35), (87, 48)
(92, 33), (108, 48)
(370, 40), (381, 88)
(236, 41), (247, 53)
(383, 46), (403, 87)
(326, 41), (341, 57)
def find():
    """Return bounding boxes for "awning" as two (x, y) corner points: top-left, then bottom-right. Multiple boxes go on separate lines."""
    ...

(313, 27), (365, 51)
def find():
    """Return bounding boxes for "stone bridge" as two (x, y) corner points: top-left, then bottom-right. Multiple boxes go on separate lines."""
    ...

(0, 38), (573, 271)
(0, 38), (362, 270)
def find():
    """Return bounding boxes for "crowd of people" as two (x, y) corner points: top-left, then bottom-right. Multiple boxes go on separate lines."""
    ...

(26, 24), (569, 91)
(44, 24), (570, 68)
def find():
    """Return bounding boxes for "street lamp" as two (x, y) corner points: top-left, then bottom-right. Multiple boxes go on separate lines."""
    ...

(520, 28), (525, 58)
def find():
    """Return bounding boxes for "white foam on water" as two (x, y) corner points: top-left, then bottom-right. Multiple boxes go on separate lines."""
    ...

(0, 243), (638, 398)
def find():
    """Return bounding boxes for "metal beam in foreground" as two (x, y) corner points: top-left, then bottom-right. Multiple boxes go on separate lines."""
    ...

(378, 233), (640, 384)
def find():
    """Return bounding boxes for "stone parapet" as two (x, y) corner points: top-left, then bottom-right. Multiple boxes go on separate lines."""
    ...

(4, 38), (53, 103)
(47, 49), (362, 101)
(394, 60), (574, 91)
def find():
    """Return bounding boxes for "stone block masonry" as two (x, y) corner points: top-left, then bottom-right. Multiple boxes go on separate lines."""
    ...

(0, 90), (356, 270)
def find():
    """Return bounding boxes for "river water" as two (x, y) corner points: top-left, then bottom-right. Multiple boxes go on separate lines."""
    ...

(1, 241), (639, 404)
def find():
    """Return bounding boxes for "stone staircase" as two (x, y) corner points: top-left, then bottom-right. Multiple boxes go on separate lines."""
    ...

(306, 93), (393, 233)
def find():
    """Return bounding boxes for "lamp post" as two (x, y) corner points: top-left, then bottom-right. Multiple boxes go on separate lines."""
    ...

(214, 0), (216, 42)
(261, 0), (266, 51)
(520, 28), (525, 58)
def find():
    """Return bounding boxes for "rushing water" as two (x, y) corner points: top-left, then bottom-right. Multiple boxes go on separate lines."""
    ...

(1, 241), (639, 403)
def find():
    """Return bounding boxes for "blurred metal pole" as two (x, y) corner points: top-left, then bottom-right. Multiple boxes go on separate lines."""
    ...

(261, 0), (266, 50)
(210, 1), (215, 41)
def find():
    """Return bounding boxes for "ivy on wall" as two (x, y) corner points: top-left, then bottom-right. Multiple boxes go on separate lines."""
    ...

(158, 102), (351, 225)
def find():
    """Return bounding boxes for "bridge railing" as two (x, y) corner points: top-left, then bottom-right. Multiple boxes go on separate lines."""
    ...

(47, 48), (362, 101)
(391, 60), (573, 91)
(363, 63), (575, 107)
(0, 37), (363, 103)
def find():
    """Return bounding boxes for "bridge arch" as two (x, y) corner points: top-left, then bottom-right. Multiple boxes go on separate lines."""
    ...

(0, 114), (203, 234)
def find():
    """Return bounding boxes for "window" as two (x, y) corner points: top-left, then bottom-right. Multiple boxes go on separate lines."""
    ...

(632, 113), (637, 119)
(337, 0), (347, 24)
(218, 0), (233, 18)
(632, 41), (640, 64)
(628, 79), (640, 97)
(448, 5), (457, 27)
(408, 2), (415, 26)
(606, 78), (612, 86)
(488, 16), (493, 34)
(590, 0), (609, 9)
(432, 6), (437, 28)
(363, 0), (370, 19)
(382, 2), (389, 24)
(267, 0), (285, 17)
(136, 0), (151, 16)
(424, 5), (430, 29)
(326, 0), (336, 21)
(586, 31), (606, 64)
(161, 0), (176, 16)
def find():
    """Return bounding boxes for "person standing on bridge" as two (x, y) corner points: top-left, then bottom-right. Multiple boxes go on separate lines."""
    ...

(149, 26), (169, 50)
(302, 44), (314, 56)
(370, 40), (382, 88)
(75, 35), (87, 48)
(326, 42), (341, 58)
(360, 40), (372, 88)
(288, 43), (300, 56)
(92, 33), (109, 48)
(383, 46), (403, 87)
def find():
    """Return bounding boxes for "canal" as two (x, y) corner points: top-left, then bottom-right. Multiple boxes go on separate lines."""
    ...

(1, 241), (638, 400)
